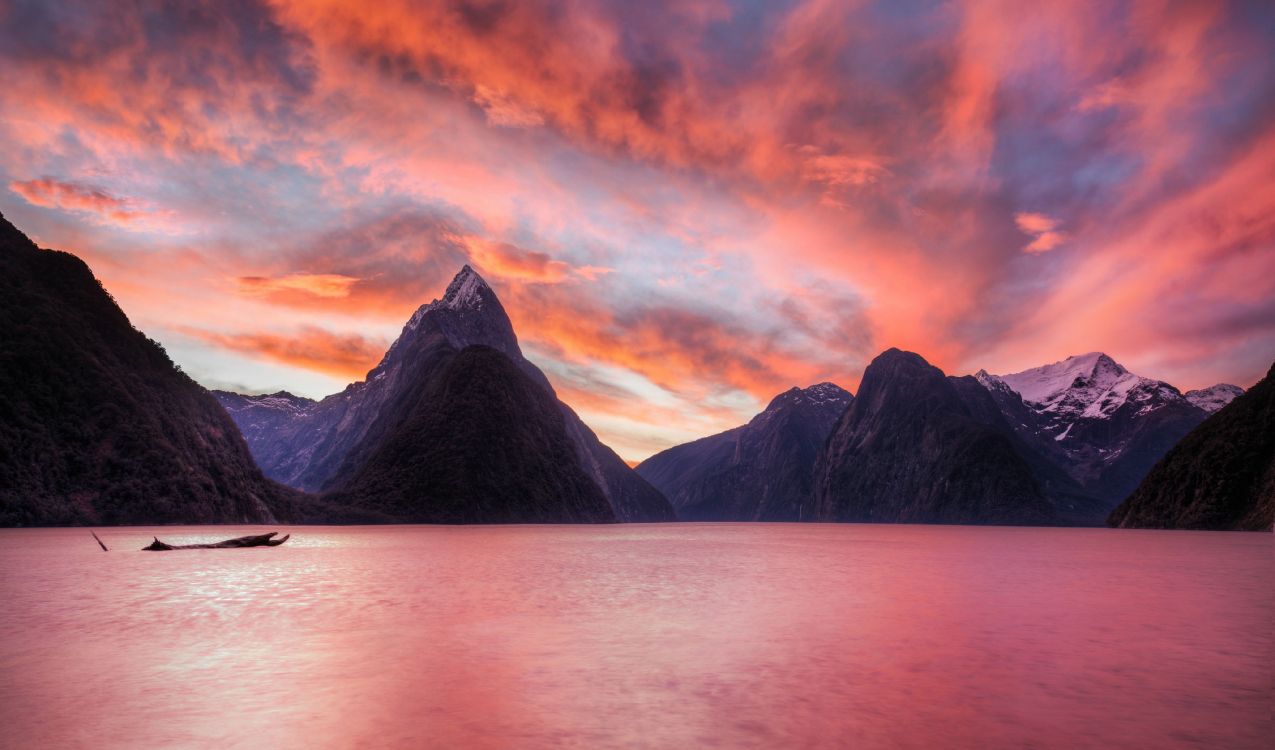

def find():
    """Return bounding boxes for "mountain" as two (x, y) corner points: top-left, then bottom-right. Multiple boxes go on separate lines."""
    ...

(636, 383), (852, 521)
(1109, 361), (1275, 531)
(327, 345), (614, 523)
(975, 353), (1208, 509)
(813, 349), (1056, 525)
(0, 212), (302, 526)
(947, 375), (1108, 525)
(215, 266), (674, 522)
(1184, 384), (1244, 414)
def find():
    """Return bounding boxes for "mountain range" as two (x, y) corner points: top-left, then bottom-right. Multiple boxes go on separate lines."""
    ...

(644, 349), (1256, 527)
(1, 210), (1267, 530)
(637, 383), (851, 521)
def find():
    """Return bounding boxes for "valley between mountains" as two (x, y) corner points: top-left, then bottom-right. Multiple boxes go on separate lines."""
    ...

(2, 212), (1270, 530)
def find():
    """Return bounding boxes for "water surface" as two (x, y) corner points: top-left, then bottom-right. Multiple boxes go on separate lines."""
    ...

(0, 524), (1269, 748)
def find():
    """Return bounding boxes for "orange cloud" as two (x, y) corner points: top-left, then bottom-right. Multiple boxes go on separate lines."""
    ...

(463, 238), (573, 284)
(238, 273), (362, 299)
(9, 178), (138, 222)
(182, 326), (387, 380)
(1015, 212), (1067, 254)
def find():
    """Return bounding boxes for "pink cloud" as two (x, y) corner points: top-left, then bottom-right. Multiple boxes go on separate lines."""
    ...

(10, 178), (139, 223)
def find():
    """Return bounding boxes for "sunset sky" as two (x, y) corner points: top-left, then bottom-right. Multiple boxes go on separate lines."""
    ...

(2, 0), (1273, 461)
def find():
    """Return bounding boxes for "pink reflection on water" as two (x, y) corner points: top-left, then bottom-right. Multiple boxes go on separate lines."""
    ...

(0, 524), (1269, 748)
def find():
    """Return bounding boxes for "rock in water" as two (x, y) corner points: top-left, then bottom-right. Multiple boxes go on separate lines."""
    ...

(143, 532), (292, 550)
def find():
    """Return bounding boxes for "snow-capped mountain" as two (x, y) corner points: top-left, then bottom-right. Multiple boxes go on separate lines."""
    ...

(215, 265), (674, 522)
(637, 382), (852, 521)
(975, 353), (1208, 509)
(1184, 383), (1245, 414)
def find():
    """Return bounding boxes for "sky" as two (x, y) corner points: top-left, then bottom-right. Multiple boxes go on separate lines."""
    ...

(1, 0), (1273, 462)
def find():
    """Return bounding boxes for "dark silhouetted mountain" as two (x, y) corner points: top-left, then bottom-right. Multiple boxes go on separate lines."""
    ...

(975, 353), (1208, 511)
(814, 349), (1055, 525)
(0, 212), (305, 526)
(948, 375), (1109, 524)
(327, 345), (614, 523)
(636, 383), (851, 521)
(216, 266), (674, 521)
(1109, 361), (1275, 531)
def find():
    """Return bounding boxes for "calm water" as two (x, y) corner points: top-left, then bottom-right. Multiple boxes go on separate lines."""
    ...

(0, 524), (1269, 749)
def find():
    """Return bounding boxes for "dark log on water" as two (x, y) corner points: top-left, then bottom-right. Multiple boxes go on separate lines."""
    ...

(142, 532), (291, 551)
(91, 531), (109, 551)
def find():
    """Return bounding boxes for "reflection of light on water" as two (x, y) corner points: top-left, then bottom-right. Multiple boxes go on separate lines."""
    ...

(0, 525), (1270, 749)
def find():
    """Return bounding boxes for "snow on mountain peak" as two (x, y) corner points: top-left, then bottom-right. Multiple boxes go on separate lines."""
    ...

(994, 352), (1186, 423)
(439, 264), (490, 311)
(758, 382), (851, 420)
(1184, 383), (1244, 414)
(998, 353), (1127, 405)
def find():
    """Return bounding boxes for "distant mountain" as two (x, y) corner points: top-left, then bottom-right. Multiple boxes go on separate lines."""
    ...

(215, 266), (674, 522)
(1109, 361), (1274, 531)
(975, 353), (1207, 509)
(637, 383), (852, 521)
(814, 349), (1056, 525)
(327, 345), (614, 523)
(1184, 384), (1244, 414)
(0, 212), (303, 526)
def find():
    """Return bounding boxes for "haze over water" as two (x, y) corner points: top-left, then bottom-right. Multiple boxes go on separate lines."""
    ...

(1, 524), (1268, 749)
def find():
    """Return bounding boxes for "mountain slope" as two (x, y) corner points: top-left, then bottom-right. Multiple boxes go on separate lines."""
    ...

(948, 375), (1108, 525)
(814, 349), (1055, 525)
(637, 383), (851, 521)
(1109, 361), (1275, 531)
(977, 353), (1208, 508)
(0, 212), (301, 526)
(329, 345), (615, 523)
(216, 266), (674, 521)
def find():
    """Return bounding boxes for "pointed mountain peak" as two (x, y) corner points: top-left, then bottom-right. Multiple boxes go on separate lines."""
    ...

(437, 264), (493, 311)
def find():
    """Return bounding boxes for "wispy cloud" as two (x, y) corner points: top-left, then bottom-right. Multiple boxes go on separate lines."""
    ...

(10, 178), (139, 223)
(181, 326), (388, 380)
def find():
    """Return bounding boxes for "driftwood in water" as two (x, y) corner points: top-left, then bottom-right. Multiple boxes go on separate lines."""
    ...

(142, 531), (291, 551)
(91, 531), (109, 551)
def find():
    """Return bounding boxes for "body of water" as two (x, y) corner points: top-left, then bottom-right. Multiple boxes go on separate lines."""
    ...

(0, 524), (1269, 748)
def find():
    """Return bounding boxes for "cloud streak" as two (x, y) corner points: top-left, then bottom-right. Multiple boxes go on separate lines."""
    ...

(181, 326), (388, 380)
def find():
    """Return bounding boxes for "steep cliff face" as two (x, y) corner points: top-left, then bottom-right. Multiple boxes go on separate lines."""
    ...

(0, 212), (301, 526)
(328, 345), (616, 524)
(637, 383), (852, 521)
(814, 350), (1055, 525)
(1109, 361), (1275, 531)
(217, 266), (674, 521)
